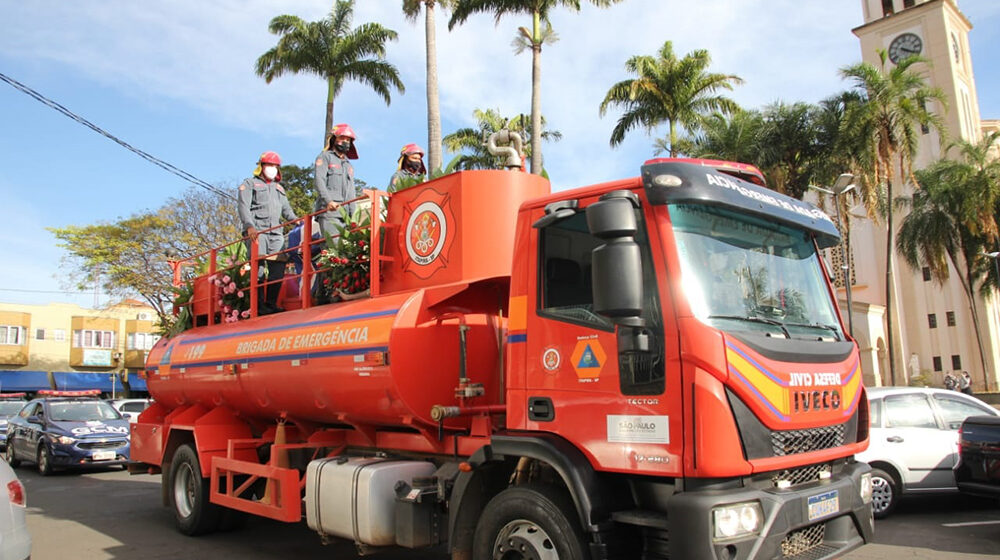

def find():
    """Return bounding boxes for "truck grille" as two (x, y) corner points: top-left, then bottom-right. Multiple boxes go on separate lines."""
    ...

(771, 424), (845, 456)
(770, 463), (832, 488)
(78, 441), (127, 450)
(780, 523), (837, 559)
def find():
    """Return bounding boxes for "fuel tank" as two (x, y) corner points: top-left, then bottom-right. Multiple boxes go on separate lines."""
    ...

(145, 170), (550, 431)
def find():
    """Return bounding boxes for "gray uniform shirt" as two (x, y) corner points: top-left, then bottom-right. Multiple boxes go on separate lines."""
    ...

(237, 177), (297, 256)
(388, 169), (422, 193)
(314, 151), (355, 217)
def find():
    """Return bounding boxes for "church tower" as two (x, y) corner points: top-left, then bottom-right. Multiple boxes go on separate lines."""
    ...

(846, 0), (998, 391)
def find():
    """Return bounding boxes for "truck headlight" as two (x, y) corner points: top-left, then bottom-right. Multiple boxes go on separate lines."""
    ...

(860, 472), (873, 504)
(712, 501), (763, 540)
(48, 434), (75, 445)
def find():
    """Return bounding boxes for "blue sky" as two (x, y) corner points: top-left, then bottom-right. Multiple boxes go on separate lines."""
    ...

(1, 0), (998, 308)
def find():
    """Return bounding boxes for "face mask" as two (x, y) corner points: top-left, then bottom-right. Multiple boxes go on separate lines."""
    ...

(263, 166), (278, 180)
(404, 159), (422, 172)
(335, 141), (352, 154)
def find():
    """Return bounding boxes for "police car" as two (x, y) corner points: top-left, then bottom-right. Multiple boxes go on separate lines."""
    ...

(0, 393), (28, 451)
(4, 390), (130, 476)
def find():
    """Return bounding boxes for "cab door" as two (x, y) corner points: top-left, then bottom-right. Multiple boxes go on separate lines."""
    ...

(521, 196), (680, 473)
(12, 403), (39, 458)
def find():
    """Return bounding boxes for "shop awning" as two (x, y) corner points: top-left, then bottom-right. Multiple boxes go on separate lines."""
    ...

(52, 372), (118, 392)
(0, 371), (52, 392)
(124, 372), (147, 392)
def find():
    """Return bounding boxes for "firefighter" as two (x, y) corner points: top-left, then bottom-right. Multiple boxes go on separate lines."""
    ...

(387, 143), (427, 193)
(314, 123), (358, 237)
(238, 151), (298, 315)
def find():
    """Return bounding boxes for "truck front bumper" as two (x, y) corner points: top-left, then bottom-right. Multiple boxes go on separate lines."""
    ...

(667, 461), (873, 560)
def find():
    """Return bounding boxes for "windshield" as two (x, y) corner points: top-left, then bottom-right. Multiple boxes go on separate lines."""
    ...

(47, 401), (122, 422)
(668, 204), (843, 340)
(0, 402), (24, 415)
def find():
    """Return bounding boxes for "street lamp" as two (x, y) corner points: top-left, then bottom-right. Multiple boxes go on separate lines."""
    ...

(811, 173), (857, 338)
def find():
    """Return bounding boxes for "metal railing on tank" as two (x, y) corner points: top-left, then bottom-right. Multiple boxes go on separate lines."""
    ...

(168, 188), (389, 327)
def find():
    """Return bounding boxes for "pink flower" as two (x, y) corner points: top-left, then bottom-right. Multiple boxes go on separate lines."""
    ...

(222, 275), (231, 284)
(237, 291), (244, 298)
(228, 282), (237, 291)
(217, 298), (224, 307)
(241, 310), (250, 318)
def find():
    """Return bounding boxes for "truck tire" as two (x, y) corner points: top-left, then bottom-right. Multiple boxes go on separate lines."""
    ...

(5, 439), (19, 468)
(169, 444), (222, 535)
(870, 467), (899, 519)
(37, 445), (53, 476)
(473, 484), (587, 560)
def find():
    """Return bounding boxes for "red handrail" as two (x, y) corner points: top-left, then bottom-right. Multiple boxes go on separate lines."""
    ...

(169, 189), (388, 325)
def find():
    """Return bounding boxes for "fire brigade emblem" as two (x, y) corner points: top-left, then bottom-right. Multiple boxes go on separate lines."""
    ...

(542, 348), (561, 372)
(401, 188), (455, 279)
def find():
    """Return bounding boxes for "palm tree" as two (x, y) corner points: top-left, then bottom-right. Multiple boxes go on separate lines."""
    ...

(600, 41), (743, 157)
(897, 131), (1000, 391)
(840, 51), (945, 385)
(256, 0), (405, 146)
(443, 108), (561, 170)
(671, 109), (763, 164)
(449, 0), (623, 175)
(403, 0), (456, 172)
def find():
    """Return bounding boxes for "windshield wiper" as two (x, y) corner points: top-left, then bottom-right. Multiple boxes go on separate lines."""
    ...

(782, 322), (843, 340)
(707, 315), (790, 338)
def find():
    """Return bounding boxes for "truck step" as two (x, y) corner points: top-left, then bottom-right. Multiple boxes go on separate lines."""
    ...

(611, 509), (669, 529)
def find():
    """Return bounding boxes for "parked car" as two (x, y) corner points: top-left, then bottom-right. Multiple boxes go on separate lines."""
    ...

(0, 458), (30, 560)
(0, 395), (28, 452)
(107, 398), (151, 423)
(855, 386), (1000, 518)
(5, 390), (130, 476)
(954, 415), (1000, 499)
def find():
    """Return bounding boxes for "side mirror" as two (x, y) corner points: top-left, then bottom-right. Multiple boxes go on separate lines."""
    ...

(587, 191), (643, 324)
(26, 415), (42, 425)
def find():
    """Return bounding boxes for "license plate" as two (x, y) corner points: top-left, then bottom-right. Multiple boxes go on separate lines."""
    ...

(92, 450), (116, 461)
(807, 490), (839, 521)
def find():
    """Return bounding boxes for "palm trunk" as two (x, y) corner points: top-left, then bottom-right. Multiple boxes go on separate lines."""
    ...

(885, 161), (897, 385)
(529, 11), (542, 175)
(669, 120), (677, 158)
(325, 76), (336, 148)
(954, 252), (993, 391)
(425, 2), (442, 172)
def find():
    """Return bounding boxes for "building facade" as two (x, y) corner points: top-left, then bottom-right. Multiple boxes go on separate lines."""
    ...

(0, 299), (157, 395)
(846, 0), (999, 391)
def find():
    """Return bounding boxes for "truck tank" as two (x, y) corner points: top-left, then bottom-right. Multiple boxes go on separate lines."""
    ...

(143, 170), (550, 432)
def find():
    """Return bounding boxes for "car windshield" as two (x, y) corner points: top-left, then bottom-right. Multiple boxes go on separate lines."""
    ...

(0, 402), (24, 415)
(47, 401), (122, 422)
(668, 203), (843, 341)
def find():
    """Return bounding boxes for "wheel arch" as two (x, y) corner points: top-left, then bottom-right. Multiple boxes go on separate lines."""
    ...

(867, 460), (904, 492)
(448, 433), (609, 558)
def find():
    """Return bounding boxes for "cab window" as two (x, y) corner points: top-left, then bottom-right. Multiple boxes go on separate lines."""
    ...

(18, 403), (38, 419)
(537, 212), (612, 330)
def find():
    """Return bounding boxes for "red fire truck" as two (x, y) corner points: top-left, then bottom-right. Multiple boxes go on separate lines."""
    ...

(131, 150), (873, 559)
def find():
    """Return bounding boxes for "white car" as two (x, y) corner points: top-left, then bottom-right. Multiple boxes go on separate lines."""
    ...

(107, 399), (151, 423)
(856, 386), (1000, 518)
(0, 458), (30, 560)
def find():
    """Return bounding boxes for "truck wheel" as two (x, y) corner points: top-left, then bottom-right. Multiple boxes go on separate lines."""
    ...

(37, 445), (53, 476)
(473, 484), (587, 560)
(169, 444), (222, 535)
(870, 467), (899, 519)
(5, 439), (19, 468)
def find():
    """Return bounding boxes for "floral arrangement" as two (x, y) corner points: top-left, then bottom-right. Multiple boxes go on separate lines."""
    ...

(207, 243), (253, 323)
(315, 205), (372, 299)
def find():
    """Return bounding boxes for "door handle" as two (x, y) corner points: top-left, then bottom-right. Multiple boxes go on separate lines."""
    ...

(886, 436), (904, 443)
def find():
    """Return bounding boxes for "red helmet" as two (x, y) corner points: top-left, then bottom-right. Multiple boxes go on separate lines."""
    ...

(254, 151), (282, 181)
(258, 151), (281, 165)
(326, 123), (358, 159)
(397, 143), (426, 174)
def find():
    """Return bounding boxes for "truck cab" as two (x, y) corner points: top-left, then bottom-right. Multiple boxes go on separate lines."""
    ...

(494, 159), (873, 558)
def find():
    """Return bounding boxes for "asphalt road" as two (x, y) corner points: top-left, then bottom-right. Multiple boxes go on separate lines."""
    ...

(17, 466), (1000, 559)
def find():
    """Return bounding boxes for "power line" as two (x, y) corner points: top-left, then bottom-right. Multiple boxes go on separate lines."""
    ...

(0, 287), (97, 295)
(0, 71), (235, 201)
